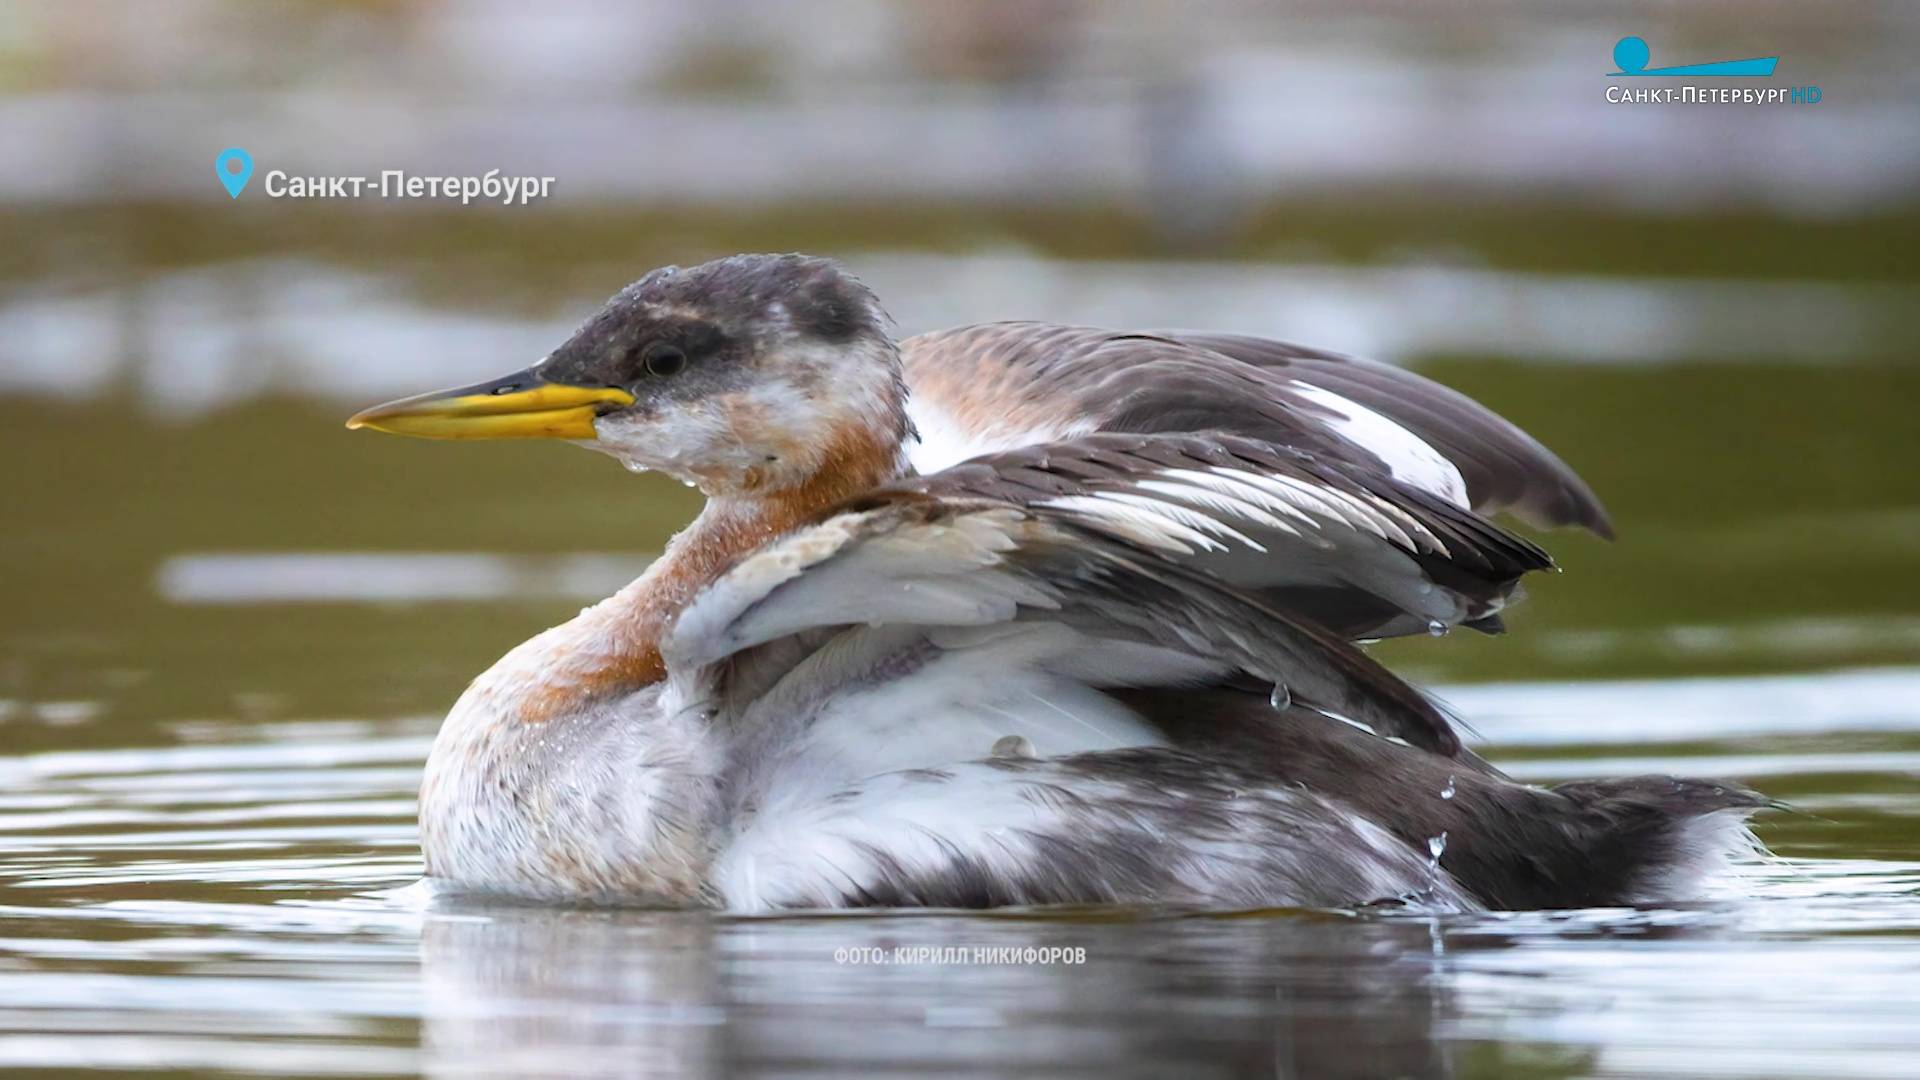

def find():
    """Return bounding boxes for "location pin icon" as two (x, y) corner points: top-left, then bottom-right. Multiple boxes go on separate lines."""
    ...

(215, 148), (253, 199)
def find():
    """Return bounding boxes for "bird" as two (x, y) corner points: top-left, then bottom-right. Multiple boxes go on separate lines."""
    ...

(347, 253), (1766, 911)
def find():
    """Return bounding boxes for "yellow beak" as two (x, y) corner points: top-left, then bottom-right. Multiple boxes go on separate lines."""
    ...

(345, 369), (635, 440)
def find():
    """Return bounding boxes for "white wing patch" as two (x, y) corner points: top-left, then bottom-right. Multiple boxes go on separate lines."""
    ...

(1291, 383), (1470, 509)
(1148, 470), (1307, 537)
(1037, 464), (1450, 561)
(905, 397), (1092, 475)
(1036, 492), (1266, 554)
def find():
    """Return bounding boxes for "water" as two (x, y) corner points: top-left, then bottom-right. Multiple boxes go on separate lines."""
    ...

(4, 668), (1918, 1078)
(4, 4), (1917, 1065)
(1, 367), (1916, 1075)
(4, 249), (1919, 1073)
(4, 259), (1919, 1074)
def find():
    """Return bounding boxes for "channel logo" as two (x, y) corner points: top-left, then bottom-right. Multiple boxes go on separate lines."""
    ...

(1609, 36), (1777, 77)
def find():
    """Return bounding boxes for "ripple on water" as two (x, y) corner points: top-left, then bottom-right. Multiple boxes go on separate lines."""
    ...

(0, 669), (1916, 1077)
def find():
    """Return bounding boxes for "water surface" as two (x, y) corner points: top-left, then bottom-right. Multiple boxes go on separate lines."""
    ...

(4, 664), (1918, 1078)
(5, 344), (1919, 1074)
(6, 251), (1920, 1074)
(3, 46), (1916, 1068)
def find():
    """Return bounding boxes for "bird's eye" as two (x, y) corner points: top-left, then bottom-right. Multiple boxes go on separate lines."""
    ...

(642, 342), (687, 377)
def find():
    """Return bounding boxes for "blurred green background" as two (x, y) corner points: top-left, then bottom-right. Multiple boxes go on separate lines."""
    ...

(2, 0), (1916, 753)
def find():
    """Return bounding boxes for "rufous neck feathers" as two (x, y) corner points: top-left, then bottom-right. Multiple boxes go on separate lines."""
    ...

(506, 418), (905, 722)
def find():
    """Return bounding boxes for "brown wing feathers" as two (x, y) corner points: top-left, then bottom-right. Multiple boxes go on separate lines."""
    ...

(1154, 332), (1614, 538)
(902, 324), (1613, 537)
(884, 430), (1551, 640)
(876, 324), (1608, 758)
(820, 488), (1464, 755)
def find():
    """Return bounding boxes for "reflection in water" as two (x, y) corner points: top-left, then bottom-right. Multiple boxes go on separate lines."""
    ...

(0, 668), (1918, 1075)
(408, 868), (1920, 1079)
(422, 905), (722, 1079)
(2, 235), (1917, 1077)
(418, 901), (1474, 1080)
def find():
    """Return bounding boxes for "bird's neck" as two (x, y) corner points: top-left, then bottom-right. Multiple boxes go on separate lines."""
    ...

(494, 419), (909, 723)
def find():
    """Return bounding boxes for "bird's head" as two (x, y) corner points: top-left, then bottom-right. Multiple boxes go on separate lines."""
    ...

(347, 254), (908, 494)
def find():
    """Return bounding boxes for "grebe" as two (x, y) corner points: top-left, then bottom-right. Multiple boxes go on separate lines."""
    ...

(348, 253), (1764, 910)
